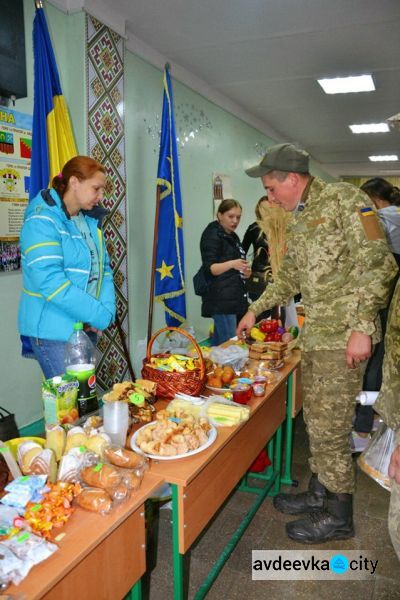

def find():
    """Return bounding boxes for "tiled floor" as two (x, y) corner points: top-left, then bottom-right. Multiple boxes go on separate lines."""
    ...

(144, 413), (400, 599)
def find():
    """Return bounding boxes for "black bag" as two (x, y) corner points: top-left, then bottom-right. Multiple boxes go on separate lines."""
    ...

(193, 265), (211, 296)
(246, 270), (270, 296)
(0, 407), (19, 441)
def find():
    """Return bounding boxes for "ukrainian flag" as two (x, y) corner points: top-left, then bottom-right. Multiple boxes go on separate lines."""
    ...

(155, 66), (186, 326)
(30, 3), (77, 200)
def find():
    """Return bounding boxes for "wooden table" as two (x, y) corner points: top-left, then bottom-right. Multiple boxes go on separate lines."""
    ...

(8, 472), (164, 600)
(149, 350), (301, 599)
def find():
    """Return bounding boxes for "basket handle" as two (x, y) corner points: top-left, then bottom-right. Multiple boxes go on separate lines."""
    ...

(146, 327), (206, 380)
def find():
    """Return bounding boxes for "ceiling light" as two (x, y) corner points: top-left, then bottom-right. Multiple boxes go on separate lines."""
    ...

(318, 75), (375, 94)
(349, 123), (389, 134)
(369, 155), (398, 162)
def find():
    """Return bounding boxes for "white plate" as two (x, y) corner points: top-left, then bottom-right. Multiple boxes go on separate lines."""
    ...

(130, 421), (217, 460)
(205, 384), (231, 393)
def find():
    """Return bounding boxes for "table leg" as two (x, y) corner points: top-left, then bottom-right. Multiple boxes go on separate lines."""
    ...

(126, 580), (142, 600)
(281, 372), (296, 486)
(273, 424), (282, 495)
(193, 467), (277, 600)
(172, 483), (185, 600)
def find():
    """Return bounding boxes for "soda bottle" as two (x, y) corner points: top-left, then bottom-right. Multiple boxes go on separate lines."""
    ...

(65, 322), (98, 417)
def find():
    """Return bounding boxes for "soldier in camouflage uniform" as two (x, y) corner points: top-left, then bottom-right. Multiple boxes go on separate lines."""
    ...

(239, 143), (398, 544)
(375, 279), (400, 559)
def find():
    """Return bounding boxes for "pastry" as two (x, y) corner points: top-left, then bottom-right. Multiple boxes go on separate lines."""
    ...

(65, 427), (88, 452)
(45, 424), (66, 461)
(17, 441), (43, 474)
(57, 453), (81, 483)
(86, 433), (111, 458)
(30, 449), (58, 483)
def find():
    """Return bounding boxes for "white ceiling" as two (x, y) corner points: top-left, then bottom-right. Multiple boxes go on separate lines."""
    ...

(55, 0), (400, 178)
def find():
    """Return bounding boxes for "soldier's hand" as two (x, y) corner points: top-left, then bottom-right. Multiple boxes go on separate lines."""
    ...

(237, 311), (256, 339)
(389, 445), (400, 485)
(345, 331), (372, 368)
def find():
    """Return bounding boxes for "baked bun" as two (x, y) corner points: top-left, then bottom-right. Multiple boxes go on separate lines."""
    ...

(104, 446), (145, 469)
(76, 488), (112, 513)
(80, 463), (121, 489)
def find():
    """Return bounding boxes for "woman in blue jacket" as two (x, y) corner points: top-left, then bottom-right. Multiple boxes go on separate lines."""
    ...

(18, 155), (116, 378)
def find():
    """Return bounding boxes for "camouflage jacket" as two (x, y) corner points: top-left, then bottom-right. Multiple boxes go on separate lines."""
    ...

(375, 279), (400, 431)
(250, 177), (398, 351)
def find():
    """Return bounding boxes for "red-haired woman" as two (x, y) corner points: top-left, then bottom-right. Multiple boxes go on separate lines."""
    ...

(18, 156), (116, 378)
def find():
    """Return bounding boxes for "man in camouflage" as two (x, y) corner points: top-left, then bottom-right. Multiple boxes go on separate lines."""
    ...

(238, 143), (398, 543)
(375, 279), (400, 559)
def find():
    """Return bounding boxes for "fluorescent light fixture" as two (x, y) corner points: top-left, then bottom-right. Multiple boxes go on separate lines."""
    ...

(349, 123), (389, 134)
(369, 155), (398, 162)
(318, 75), (375, 94)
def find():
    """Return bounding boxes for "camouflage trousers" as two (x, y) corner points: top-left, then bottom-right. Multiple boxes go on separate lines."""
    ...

(302, 350), (365, 494)
(389, 430), (400, 561)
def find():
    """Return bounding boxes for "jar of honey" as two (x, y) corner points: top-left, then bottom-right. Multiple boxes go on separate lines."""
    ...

(231, 383), (252, 405)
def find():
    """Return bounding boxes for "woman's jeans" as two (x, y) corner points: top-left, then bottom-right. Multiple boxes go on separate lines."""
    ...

(29, 337), (67, 379)
(212, 314), (237, 346)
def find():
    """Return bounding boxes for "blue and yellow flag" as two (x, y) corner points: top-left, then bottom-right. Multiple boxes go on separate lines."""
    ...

(30, 4), (77, 200)
(155, 66), (186, 326)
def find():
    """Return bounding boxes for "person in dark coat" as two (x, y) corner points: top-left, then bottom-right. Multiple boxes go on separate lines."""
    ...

(200, 199), (250, 345)
(242, 195), (272, 300)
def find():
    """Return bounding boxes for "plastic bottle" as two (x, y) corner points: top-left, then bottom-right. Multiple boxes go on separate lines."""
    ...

(65, 322), (98, 417)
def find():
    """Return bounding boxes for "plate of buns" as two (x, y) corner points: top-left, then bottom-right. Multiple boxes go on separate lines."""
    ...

(131, 413), (217, 460)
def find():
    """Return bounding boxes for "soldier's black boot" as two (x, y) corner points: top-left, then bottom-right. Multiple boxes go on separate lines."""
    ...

(286, 491), (354, 543)
(273, 473), (327, 515)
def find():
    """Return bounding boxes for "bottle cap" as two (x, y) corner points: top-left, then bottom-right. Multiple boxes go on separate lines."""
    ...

(73, 322), (84, 331)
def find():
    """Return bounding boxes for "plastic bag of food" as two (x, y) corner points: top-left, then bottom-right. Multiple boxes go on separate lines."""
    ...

(358, 422), (396, 491)
(103, 445), (148, 472)
(209, 345), (249, 372)
(75, 487), (113, 515)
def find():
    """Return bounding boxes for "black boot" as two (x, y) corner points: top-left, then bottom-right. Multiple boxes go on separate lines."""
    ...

(273, 473), (327, 515)
(286, 491), (354, 544)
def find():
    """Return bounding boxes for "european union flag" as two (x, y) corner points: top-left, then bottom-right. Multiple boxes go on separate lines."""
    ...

(155, 66), (186, 326)
(30, 4), (77, 200)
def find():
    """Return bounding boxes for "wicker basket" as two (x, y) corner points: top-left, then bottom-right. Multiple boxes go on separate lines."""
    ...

(141, 327), (206, 399)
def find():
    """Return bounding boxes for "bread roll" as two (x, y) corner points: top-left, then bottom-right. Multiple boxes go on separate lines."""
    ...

(81, 463), (121, 489)
(76, 488), (112, 513)
(104, 446), (145, 469)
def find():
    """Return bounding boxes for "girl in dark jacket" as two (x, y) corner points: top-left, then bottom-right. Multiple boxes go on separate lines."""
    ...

(200, 199), (250, 345)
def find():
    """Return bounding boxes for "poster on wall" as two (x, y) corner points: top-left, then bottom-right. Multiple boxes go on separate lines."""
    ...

(212, 172), (233, 216)
(0, 106), (32, 272)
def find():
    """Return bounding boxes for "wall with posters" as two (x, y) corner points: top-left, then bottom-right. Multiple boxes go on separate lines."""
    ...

(0, 106), (32, 272)
(0, 1), (86, 431)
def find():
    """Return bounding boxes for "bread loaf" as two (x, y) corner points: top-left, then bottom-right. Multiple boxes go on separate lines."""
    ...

(81, 463), (121, 489)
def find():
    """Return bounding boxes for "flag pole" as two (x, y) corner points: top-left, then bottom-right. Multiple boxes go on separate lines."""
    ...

(147, 184), (162, 343)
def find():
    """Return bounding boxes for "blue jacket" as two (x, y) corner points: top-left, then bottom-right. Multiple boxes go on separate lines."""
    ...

(18, 188), (116, 341)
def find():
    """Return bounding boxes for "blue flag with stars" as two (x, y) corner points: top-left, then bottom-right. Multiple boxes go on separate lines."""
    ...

(155, 66), (186, 326)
